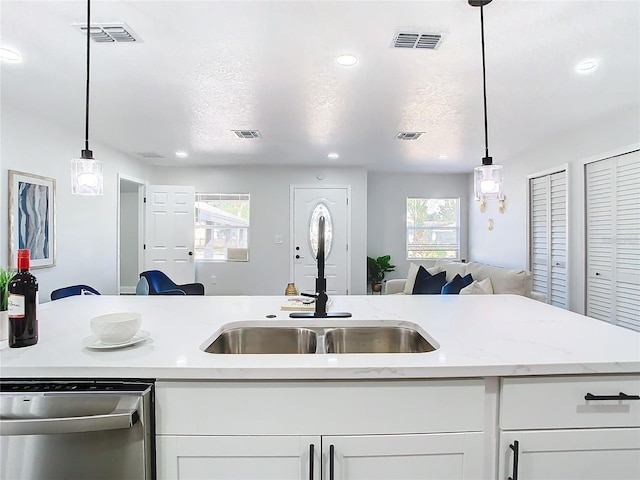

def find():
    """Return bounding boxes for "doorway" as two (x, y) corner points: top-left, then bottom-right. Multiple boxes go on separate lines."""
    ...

(291, 186), (351, 295)
(118, 175), (146, 294)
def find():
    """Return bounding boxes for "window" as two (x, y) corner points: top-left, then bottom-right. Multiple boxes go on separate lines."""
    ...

(195, 193), (250, 261)
(406, 197), (460, 259)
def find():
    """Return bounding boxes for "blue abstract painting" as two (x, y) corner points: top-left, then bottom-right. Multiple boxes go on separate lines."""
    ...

(17, 181), (50, 260)
(9, 170), (56, 268)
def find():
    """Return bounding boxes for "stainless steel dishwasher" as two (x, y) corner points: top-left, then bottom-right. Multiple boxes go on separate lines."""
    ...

(0, 379), (155, 480)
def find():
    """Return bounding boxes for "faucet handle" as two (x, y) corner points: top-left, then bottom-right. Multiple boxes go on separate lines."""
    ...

(300, 292), (318, 299)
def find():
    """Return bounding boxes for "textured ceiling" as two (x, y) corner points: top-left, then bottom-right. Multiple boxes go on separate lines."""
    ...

(1, 0), (639, 173)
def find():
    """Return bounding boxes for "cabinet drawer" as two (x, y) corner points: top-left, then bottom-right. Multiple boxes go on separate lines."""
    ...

(156, 379), (486, 435)
(501, 375), (640, 429)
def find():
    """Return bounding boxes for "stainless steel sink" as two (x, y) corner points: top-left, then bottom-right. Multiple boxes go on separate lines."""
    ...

(204, 327), (317, 354)
(203, 321), (438, 354)
(324, 326), (436, 354)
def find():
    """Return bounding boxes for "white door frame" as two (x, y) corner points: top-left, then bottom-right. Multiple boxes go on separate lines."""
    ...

(117, 173), (147, 294)
(290, 184), (352, 294)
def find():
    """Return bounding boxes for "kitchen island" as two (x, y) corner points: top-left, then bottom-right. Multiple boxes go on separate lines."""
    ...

(1, 294), (639, 479)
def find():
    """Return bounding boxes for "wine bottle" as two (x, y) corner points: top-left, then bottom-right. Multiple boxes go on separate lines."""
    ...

(8, 249), (38, 348)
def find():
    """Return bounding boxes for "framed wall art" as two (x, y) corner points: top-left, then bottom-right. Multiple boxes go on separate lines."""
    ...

(8, 170), (56, 269)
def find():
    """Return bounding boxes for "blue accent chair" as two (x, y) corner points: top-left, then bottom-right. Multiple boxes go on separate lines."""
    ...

(139, 270), (205, 296)
(51, 284), (101, 301)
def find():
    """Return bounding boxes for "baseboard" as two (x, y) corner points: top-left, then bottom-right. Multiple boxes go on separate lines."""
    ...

(120, 285), (136, 295)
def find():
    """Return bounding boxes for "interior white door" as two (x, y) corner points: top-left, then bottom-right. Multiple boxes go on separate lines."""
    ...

(292, 187), (349, 295)
(144, 185), (195, 285)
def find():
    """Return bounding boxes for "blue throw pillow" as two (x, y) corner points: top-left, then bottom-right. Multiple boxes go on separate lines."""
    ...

(441, 273), (474, 295)
(412, 265), (431, 288)
(413, 269), (447, 295)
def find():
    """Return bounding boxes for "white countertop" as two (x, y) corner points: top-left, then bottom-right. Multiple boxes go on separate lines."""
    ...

(1, 295), (639, 380)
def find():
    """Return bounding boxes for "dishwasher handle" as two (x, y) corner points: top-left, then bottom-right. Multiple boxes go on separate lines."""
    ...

(0, 408), (139, 436)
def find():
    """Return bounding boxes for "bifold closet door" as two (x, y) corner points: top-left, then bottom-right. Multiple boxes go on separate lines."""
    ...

(529, 169), (568, 308)
(585, 151), (640, 331)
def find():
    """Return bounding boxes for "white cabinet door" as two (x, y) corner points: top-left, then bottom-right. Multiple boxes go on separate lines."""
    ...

(157, 435), (320, 480)
(499, 428), (640, 480)
(324, 433), (484, 480)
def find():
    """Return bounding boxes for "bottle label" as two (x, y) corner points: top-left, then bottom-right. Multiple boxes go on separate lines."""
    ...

(7, 295), (25, 318)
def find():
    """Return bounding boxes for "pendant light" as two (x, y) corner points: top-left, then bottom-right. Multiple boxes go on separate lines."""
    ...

(71, 0), (103, 196)
(470, 0), (503, 203)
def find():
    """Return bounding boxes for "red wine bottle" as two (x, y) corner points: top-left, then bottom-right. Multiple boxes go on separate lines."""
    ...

(8, 249), (38, 348)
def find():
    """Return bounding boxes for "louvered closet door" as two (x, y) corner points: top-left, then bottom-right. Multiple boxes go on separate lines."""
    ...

(586, 151), (640, 331)
(615, 155), (640, 330)
(529, 170), (568, 308)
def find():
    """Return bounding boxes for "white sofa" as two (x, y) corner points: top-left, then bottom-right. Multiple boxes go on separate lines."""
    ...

(384, 260), (546, 302)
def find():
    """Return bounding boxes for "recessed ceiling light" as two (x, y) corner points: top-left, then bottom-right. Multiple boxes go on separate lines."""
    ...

(335, 54), (358, 66)
(175, 151), (188, 158)
(327, 152), (340, 160)
(0, 47), (22, 62)
(576, 59), (598, 73)
(439, 154), (448, 160)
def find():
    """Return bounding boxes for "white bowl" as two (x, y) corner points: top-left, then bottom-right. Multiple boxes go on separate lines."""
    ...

(90, 312), (141, 345)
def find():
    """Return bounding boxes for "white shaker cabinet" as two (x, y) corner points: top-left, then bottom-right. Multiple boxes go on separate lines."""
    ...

(498, 429), (640, 480)
(155, 379), (487, 480)
(157, 435), (320, 480)
(498, 375), (640, 480)
(324, 433), (484, 480)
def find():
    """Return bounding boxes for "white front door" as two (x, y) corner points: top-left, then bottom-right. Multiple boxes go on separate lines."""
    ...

(144, 185), (195, 285)
(292, 187), (350, 295)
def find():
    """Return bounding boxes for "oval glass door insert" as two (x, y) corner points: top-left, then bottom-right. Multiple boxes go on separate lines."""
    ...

(309, 203), (333, 259)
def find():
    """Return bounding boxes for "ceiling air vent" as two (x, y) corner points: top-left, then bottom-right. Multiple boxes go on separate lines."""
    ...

(232, 130), (261, 139)
(393, 32), (442, 50)
(396, 132), (425, 140)
(135, 152), (165, 159)
(74, 23), (141, 43)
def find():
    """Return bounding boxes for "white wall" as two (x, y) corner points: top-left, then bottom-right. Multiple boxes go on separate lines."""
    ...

(469, 106), (640, 314)
(0, 105), (150, 301)
(367, 171), (470, 282)
(148, 166), (368, 295)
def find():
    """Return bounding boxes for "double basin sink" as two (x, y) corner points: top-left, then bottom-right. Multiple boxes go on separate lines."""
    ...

(203, 321), (437, 354)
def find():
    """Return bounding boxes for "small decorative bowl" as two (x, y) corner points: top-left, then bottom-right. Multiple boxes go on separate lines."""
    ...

(90, 312), (141, 345)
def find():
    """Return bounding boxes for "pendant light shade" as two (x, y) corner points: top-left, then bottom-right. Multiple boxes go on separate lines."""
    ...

(474, 163), (503, 201)
(71, 154), (103, 195)
(72, 0), (104, 196)
(470, 0), (503, 203)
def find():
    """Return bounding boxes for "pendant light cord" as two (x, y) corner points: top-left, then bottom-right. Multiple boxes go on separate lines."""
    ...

(83, 0), (91, 155)
(480, 4), (491, 165)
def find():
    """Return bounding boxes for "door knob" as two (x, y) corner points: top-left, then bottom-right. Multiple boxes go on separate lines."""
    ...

(188, 251), (193, 256)
(296, 255), (302, 259)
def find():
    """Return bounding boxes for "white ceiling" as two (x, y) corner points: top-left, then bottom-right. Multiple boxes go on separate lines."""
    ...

(2, 1), (639, 173)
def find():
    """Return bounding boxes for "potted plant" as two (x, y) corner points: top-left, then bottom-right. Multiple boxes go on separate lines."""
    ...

(367, 255), (396, 293)
(0, 267), (16, 341)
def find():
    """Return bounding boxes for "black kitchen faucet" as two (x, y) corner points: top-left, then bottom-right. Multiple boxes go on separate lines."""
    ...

(290, 216), (351, 318)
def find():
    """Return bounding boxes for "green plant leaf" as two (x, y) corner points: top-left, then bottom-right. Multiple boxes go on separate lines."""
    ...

(0, 268), (16, 311)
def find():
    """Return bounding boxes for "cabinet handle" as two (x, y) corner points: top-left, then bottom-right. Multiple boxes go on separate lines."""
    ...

(329, 444), (335, 480)
(508, 440), (519, 480)
(308, 444), (314, 480)
(585, 392), (640, 401)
